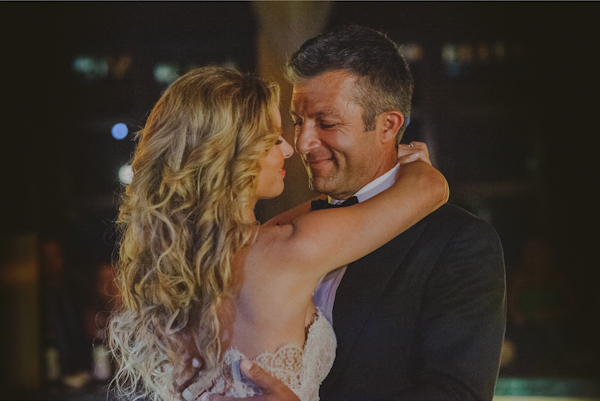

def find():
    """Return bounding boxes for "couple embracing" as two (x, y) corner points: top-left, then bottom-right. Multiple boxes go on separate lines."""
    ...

(110, 26), (506, 401)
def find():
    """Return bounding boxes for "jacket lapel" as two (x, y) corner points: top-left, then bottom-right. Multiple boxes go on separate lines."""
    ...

(323, 221), (427, 390)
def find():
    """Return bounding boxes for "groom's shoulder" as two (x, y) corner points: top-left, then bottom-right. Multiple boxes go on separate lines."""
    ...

(421, 203), (499, 240)
(427, 203), (478, 223)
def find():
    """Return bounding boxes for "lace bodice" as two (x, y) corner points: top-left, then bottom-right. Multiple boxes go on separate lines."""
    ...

(209, 310), (336, 401)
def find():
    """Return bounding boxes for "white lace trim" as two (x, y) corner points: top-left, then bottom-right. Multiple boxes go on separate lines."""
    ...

(209, 310), (336, 401)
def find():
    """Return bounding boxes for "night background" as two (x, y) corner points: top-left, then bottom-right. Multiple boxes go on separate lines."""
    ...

(1, 2), (599, 400)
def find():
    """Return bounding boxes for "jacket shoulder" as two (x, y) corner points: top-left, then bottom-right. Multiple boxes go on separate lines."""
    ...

(428, 203), (478, 222)
(421, 203), (500, 242)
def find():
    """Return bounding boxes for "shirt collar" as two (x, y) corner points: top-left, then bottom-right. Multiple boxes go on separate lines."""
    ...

(329, 163), (400, 205)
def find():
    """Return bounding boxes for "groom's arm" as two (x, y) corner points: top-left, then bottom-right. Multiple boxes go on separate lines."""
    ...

(207, 360), (300, 401)
(394, 217), (506, 401)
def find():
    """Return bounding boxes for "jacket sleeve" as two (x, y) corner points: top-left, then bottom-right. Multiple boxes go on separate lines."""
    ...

(396, 217), (506, 401)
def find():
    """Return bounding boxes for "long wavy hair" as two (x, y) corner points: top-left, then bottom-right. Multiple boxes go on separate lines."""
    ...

(109, 66), (281, 401)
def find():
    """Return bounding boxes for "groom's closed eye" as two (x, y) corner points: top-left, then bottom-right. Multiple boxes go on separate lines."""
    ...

(319, 122), (337, 130)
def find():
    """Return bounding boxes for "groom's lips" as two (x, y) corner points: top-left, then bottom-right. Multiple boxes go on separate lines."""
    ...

(306, 158), (334, 171)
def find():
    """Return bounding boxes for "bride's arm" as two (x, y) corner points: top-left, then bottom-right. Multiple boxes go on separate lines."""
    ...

(269, 160), (448, 280)
(263, 141), (433, 227)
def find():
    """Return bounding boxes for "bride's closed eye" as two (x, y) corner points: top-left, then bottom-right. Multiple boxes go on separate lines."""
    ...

(275, 136), (283, 145)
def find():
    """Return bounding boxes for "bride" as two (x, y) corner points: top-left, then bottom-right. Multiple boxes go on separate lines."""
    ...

(109, 66), (447, 401)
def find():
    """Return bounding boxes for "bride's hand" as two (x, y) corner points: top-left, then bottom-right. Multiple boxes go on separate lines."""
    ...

(397, 141), (431, 166)
(395, 141), (449, 204)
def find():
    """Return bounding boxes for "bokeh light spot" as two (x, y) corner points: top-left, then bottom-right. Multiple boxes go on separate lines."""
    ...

(111, 123), (128, 140)
(154, 64), (179, 85)
(118, 164), (134, 185)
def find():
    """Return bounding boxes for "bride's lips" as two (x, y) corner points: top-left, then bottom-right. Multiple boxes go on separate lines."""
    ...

(278, 165), (286, 175)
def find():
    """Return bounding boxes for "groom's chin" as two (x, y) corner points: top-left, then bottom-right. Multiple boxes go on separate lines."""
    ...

(307, 175), (320, 193)
(308, 177), (331, 196)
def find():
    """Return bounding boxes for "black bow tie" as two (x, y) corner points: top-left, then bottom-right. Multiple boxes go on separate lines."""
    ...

(311, 196), (359, 211)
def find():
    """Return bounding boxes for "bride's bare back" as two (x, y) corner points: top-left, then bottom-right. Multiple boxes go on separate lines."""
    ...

(218, 239), (316, 359)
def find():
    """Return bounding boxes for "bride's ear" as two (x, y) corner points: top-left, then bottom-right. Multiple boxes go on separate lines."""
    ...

(377, 111), (404, 144)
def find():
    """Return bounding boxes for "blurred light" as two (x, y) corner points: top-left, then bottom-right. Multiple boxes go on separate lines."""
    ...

(118, 164), (134, 185)
(402, 43), (423, 62)
(111, 123), (128, 140)
(223, 60), (239, 70)
(500, 338), (516, 368)
(513, 43), (524, 58)
(109, 55), (133, 79)
(446, 63), (461, 77)
(73, 56), (94, 74)
(441, 44), (457, 63)
(72, 55), (108, 80)
(154, 63), (179, 85)
(458, 44), (474, 63)
(477, 43), (490, 62)
(493, 42), (506, 60)
(442, 44), (461, 77)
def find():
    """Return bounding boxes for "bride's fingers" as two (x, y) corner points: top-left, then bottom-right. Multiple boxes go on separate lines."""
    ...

(398, 142), (431, 165)
(398, 150), (431, 166)
(398, 152), (419, 164)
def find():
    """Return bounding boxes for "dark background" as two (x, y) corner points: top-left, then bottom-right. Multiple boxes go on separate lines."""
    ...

(1, 2), (599, 398)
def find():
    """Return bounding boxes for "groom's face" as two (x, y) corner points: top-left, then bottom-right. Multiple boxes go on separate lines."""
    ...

(291, 71), (385, 200)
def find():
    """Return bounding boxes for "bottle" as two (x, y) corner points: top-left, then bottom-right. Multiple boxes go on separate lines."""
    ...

(43, 318), (62, 384)
(92, 328), (112, 381)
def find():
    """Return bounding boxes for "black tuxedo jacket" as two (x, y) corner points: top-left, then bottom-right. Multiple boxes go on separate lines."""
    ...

(320, 204), (506, 400)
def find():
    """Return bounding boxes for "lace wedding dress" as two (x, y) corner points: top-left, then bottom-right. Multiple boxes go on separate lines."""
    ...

(208, 310), (336, 401)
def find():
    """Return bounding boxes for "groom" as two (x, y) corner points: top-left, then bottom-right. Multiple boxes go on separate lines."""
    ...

(186, 25), (506, 401)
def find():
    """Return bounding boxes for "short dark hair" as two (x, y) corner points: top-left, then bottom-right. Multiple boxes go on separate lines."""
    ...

(285, 25), (414, 143)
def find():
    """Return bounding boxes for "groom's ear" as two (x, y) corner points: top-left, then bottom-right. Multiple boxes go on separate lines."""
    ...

(377, 111), (404, 144)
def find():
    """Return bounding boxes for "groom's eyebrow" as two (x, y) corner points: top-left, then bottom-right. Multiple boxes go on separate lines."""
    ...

(316, 109), (341, 119)
(289, 109), (342, 119)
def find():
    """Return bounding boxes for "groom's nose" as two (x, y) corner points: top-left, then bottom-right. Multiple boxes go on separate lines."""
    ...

(295, 123), (321, 155)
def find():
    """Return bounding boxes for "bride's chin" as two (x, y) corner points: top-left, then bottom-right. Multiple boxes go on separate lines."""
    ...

(258, 187), (285, 201)
(271, 185), (285, 199)
(271, 188), (285, 199)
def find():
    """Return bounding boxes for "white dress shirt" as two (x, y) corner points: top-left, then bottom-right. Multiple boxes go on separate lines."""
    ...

(313, 164), (400, 324)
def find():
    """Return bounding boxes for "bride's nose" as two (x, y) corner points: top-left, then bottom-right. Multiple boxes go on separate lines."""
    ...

(280, 138), (294, 159)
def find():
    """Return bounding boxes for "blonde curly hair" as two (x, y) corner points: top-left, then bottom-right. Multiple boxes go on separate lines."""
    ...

(109, 66), (281, 401)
